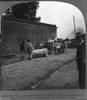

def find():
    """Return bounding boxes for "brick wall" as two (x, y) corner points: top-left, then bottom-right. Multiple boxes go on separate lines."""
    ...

(1, 18), (57, 55)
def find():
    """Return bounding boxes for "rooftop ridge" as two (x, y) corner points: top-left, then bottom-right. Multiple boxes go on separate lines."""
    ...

(2, 16), (57, 28)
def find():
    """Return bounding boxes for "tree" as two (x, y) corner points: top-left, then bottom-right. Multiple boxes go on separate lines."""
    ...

(4, 2), (41, 22)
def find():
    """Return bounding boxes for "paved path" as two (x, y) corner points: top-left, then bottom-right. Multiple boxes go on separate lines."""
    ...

(1, 49), (79, 90)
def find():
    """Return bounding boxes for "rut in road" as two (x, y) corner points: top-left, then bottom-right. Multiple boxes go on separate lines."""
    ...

(31, 59), (76, 90)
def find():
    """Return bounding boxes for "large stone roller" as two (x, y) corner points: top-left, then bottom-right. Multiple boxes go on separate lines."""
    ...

(32, 48), (48, 58)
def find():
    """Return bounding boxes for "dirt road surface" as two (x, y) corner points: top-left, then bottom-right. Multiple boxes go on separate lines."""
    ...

(1, 48), (80, 90)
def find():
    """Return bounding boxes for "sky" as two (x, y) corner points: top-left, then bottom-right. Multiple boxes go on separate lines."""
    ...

(36, 1), (85, 39)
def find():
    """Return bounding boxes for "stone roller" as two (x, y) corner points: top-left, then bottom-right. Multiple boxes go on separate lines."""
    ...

(32, 48), (48, 58)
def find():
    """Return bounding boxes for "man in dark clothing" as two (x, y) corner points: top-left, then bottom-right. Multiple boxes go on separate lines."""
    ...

(26, 39), (33, 60)
(20, 41), (26, 61)
(76, 32), (86, 89)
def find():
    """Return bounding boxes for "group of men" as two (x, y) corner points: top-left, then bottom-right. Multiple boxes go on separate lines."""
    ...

(35, 40), (67, 55)
(53, 40), (67, 55)
(20, 32), (86, 89)
(20, 39), (33, 61)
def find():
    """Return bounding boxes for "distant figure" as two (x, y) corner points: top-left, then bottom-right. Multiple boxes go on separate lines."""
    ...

(56, 42), (61, 54)
(53, 40), (59, 55)
(26, 39), (33, 60)
(76, 32), (86, 89)
(39, 43), (44, 49)
(44, 42), (52, 55)
(20, 41), (26, 61)
(64, 41), (68, 52)
(35, 42), (40, 49)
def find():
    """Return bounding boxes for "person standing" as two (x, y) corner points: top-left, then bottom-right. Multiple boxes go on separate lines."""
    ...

(26, 39), (33, 60)
(20, 41), (26, 61)
(76, 32), (86, 89)
(53, 40), (58, 55)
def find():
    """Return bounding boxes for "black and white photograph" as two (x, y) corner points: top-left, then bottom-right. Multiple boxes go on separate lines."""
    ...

(0, 0), (87, 100)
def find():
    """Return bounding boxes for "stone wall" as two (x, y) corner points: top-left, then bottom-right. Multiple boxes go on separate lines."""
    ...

(1, 18), (57, 55)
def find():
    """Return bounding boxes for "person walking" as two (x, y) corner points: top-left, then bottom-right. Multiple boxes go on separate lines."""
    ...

(76, 32), (86, 89)
(20, 41), (26, 61)
(53, 40), (59, 55)
(26, 39), (33, 60)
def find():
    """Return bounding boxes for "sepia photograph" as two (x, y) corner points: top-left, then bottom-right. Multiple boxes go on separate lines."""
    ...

(0, 0), (87, 100)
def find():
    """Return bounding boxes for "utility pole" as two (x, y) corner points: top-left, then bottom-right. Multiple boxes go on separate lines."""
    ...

(73, 16), (76, 37)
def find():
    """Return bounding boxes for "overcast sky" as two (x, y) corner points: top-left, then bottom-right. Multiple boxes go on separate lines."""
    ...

(36, 1), (85, 39)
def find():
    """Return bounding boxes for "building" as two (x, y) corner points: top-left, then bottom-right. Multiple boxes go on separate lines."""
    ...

(1, 16), (57, 55)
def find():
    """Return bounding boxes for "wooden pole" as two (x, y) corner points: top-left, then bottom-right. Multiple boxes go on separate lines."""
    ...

(73, 16), (76, 37)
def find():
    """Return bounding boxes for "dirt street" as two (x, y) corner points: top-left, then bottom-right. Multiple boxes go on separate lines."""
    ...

(35, 60), (79, 90)
(1, 48), (80, 90)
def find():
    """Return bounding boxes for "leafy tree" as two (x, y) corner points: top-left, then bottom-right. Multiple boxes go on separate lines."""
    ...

(4, 2), (41, 22)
